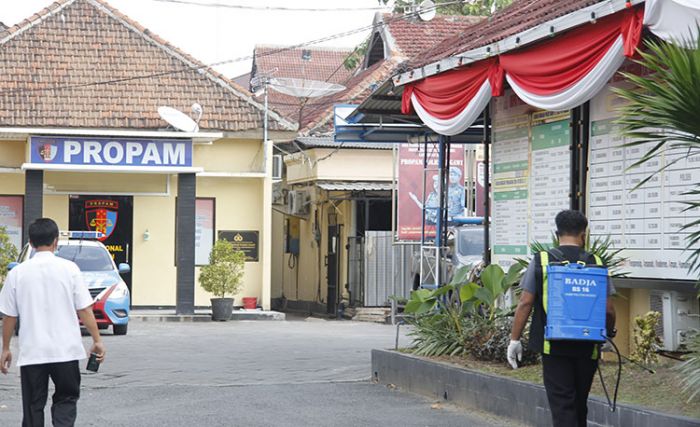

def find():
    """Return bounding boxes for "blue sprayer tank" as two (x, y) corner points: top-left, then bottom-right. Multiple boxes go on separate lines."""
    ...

(545, 262), (608, 342)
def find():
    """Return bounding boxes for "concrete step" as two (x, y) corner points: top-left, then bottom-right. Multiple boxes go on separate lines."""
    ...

(352, 307), (391, 324)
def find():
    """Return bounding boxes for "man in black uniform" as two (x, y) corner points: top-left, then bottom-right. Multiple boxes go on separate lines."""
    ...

(507, 210), (616, 427)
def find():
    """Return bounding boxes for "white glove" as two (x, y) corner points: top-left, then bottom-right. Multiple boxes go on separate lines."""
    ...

(507, 340), (522, 369)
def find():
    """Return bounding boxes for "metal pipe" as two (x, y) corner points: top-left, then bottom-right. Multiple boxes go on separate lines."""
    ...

(570, 106), (579, 211)
(483, 106), (491, 265)
(580, 101), (591, 214)
(263, 84), (269, 174)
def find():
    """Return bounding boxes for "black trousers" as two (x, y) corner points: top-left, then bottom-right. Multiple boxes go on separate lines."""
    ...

(542, 353), (598, 427)
(20, 360), (81, 427)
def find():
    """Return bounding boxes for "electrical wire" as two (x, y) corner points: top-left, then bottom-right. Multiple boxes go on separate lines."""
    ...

(148, 0), (389, 12)
(0, 0), (467, 97)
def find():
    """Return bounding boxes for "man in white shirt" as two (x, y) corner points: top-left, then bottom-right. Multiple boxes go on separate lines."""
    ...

(0, 218), (106, 427)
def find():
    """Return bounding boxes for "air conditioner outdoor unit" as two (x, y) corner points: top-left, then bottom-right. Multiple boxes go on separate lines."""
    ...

(272, 154), (283, 180)
(287, 190), (309, 216)
(272, 185), (285, 206)
(653, 290), (700, 351)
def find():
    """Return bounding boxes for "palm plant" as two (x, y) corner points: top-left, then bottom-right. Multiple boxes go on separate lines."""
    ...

(677, 331), (700, 401)
(515, 233), (628, 279)
(614, 31), (700, 401)
(614, 33), (700, 276)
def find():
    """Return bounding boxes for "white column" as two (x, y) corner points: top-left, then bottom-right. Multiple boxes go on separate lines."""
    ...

(261, 139), (273, 310)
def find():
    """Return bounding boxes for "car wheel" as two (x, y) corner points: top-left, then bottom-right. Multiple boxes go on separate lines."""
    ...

(113, 324), (128, 335)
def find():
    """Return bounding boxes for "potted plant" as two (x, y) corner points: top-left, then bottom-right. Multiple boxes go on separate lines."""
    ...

(199, 239), (246, 321)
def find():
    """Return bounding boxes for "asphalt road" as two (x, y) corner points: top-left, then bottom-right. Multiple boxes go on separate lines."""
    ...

(0, 317), (513, 426)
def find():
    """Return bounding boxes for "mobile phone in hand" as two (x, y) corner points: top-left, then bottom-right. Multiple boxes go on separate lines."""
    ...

(86, 353), (99, 372)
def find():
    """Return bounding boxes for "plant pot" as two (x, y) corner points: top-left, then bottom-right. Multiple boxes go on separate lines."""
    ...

(211, 298), (234, 321)
(242, 297), (257, 310)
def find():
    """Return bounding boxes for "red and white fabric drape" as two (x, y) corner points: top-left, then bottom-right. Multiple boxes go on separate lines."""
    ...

(645, 0), (700, 48)
(499, 7), (643, 111)
(401, 59), (502, 136)
(401, 1), (700, 136)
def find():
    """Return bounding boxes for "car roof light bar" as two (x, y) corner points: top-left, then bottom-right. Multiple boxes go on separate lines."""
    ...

(59, 230), (105, 240)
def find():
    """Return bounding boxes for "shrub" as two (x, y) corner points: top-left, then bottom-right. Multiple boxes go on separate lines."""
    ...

(469, 316), (539, 365)
(0, 226), (18, 289)
(630, 311), (662, 365)
(198, 239), (246, 298)
(403, 262), (539, 367)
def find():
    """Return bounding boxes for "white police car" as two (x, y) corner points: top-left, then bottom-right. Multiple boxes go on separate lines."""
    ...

(11, 231), (131, 335)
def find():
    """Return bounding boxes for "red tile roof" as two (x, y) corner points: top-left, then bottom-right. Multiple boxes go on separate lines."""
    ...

(410, 0), (603, 68)
(383, 13), (483, 60)
(296, 13), (485, 135)
(251, 45), (357, 123)
(0, 0), (294, 132)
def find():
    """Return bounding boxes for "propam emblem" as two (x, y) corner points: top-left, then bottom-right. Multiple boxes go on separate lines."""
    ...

(38, 143), (58, 162)
(85, 200), (119, 241)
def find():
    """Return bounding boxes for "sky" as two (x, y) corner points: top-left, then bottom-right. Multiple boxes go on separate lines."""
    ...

(1, 0), (390, 78)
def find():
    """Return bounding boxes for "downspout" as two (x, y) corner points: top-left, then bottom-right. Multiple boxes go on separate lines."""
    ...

(483, 105), (491, 265)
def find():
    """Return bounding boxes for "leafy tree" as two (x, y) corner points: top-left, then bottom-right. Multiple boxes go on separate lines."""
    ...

(379, 0), (513, 16)
(0, 226), (18, 289)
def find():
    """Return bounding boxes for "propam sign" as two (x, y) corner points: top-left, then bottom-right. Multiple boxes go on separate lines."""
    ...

(29, 136), (192, 168)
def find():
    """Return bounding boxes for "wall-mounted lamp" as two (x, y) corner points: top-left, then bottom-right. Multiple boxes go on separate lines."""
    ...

(143, 229), (151, 241)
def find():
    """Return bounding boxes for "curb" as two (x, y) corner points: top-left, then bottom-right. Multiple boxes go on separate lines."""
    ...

(129, 310), (286, 322)
(371, 349), (700, 427)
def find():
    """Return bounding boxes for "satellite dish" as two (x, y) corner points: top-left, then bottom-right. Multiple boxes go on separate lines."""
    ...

(418, 0), (436, 22)
(268, 78), (345, 98)
(158, 106), (199, 132)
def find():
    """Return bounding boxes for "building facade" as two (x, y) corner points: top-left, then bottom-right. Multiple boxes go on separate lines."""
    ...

(0, 0), (295, 311)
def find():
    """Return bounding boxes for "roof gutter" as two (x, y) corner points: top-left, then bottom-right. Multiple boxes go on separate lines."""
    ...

(394, 0), (644, 86)
(0, 127), (222, 143)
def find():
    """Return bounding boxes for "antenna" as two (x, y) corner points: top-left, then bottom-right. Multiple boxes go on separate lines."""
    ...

(191, 103), (203, 123)
(418, 0), (436, 22)
(158, 106), (200, 132)
(268, 78), (345, 98)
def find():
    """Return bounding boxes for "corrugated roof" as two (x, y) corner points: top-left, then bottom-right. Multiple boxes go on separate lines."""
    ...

(0, 0), (295, 132)
(296, 136), (392, 150)
(317, 181), (392, 191)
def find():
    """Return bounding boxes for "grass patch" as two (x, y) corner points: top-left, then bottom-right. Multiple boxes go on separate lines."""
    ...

(408, 352), (700, 419)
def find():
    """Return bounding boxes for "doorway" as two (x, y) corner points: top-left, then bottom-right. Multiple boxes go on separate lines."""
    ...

(69, 195), (134, 293)
(326, 217), (342, 315)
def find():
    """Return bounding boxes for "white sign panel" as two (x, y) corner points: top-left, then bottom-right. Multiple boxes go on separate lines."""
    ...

(588, 70), (699, 280)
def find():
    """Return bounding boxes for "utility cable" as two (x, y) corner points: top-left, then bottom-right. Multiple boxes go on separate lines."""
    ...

(0, 0), (467, 96)
(148, 0), (389, 12)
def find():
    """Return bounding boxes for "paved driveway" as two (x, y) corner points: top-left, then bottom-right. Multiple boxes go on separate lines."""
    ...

(0, 317), (512, 426)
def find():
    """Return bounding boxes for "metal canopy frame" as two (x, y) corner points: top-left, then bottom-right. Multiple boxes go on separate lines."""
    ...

(332, 79), (490, 289)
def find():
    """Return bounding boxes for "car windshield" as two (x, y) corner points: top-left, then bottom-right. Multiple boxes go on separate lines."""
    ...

(56, 245), (114, 272)
(458, 229), (484, 257)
